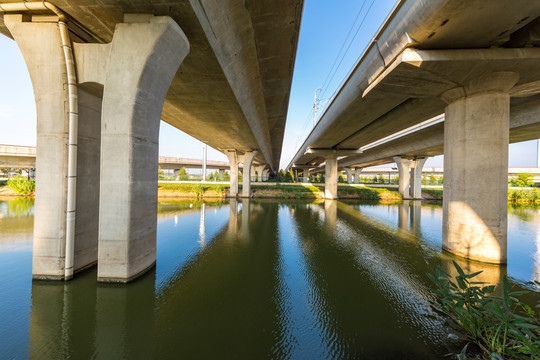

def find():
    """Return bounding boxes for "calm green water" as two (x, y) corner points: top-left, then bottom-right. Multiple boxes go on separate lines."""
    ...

(1, 198), (539, 359)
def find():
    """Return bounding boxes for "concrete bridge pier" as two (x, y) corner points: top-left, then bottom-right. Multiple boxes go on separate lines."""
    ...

(253, 165), (265, 182)
(262, 169), (270, 181)
(5, 15), (102, 279)
(225, 151), (239, 196)
(442, 72), (519, 264)
(238, 151), (257, 197)
(85, 15), (189, 282)
(345, 167), (363, 184)
(393, 157), (426, 200)
(219, 169), (225, 181)
(324, 156), (338, 199)
(409, 157), (427, 199)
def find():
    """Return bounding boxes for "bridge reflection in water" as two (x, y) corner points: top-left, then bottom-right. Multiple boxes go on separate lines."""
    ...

(1, 198), (539, 359)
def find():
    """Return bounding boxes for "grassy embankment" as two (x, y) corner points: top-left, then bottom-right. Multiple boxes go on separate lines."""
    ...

(158, 183), (401, 201)
(422, 188), (540, 203)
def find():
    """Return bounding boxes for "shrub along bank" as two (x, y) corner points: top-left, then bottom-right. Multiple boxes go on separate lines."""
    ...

(422, 188), (540, 203)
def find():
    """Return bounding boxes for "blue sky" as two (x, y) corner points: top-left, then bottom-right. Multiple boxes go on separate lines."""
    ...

(0, 0), (537, 169)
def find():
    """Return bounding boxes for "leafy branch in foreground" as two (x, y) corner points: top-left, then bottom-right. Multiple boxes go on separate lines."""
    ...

(428, 261), (540, 359)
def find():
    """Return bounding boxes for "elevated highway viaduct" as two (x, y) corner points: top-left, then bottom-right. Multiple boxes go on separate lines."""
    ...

(0, 0), (302, 282)
(287, 0), (540, 265)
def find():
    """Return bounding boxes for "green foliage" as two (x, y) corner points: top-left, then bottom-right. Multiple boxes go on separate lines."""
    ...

(509, 188), (540, 203)
(423, 189), (443, 199)
(429, 261), (540, 359)
(511, 173), (534, 188)
(6, 197), (34, 216)
(158, 183), (227, 197)
(7, 175), (35, 194)
(337, 185), (401, 200)
(177, 167), (189, 181)
(338, 173), (346, 183)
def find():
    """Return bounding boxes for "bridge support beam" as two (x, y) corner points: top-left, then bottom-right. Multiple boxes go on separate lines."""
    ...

(262, 169), (269, 181)
(442, 72), (518, 264)
(324, 156), (338, 199)
(238, 151), (257, 198)
(94, 15), (189, 282)
(5, 15), (102, 279)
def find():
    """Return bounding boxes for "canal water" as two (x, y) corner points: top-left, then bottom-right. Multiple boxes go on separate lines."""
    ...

(1, 198), (539, 359)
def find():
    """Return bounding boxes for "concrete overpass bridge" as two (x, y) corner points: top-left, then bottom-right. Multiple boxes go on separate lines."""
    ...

(287, 0), (540, 265)
(0, 144), (272, 181)
(0, 1), (302, 282)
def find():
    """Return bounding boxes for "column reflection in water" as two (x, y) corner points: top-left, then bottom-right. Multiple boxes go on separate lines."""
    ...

(324, 199), (337, 232)
(227, 199), (239, 239)
(95, 272), (155, 358)
(397, 200), (422, 234)
(28, 275), (96, 358)
(198, 202), (206, 246)
(241, 199), (251, 241)
(28, 270), (155, 358)
(398, 200), (410, 231)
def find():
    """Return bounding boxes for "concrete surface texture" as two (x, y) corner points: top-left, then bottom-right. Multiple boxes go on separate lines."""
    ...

(92, 15), (189, 282)
(442, 72), (517, 264)
(5, 15), (78, 279)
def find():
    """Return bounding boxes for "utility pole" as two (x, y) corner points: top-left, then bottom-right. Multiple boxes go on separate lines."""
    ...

(313, 87), (322, 127)
(202, 144), (207, 181)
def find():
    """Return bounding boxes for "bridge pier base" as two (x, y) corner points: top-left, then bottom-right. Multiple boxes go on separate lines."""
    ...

(442, 72), (518, 264)
(262, 169), (270, 181)
(324, 156), (338, 199)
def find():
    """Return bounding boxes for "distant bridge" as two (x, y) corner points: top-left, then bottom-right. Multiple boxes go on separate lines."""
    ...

(0, 144), (231, 171)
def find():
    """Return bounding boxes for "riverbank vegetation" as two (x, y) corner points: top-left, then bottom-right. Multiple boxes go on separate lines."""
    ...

(156, 183), (402, 200)
(5, 175), (34, 195)
(429, 261), (540, 359)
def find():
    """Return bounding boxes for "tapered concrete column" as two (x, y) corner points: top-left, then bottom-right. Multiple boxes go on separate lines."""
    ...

(393, 157), (412, 199)
(262, 169), (269, 181)
(353, 168), (363, 184)
(324, 156), (338, 199)
(225, 151), (239, 196)
(345, 168), (354, 184)
(96, 15), (189, 282)
(409, 157), (427, 199)
(238, 151), (257, 198)
(219, 169), (225, 181)
(303, 169), (310, 183)
(442, 72), (519, 264)
(250, 166), (256, 182)
(254, 165), (265, 182)
(6, 15), (101, 279)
